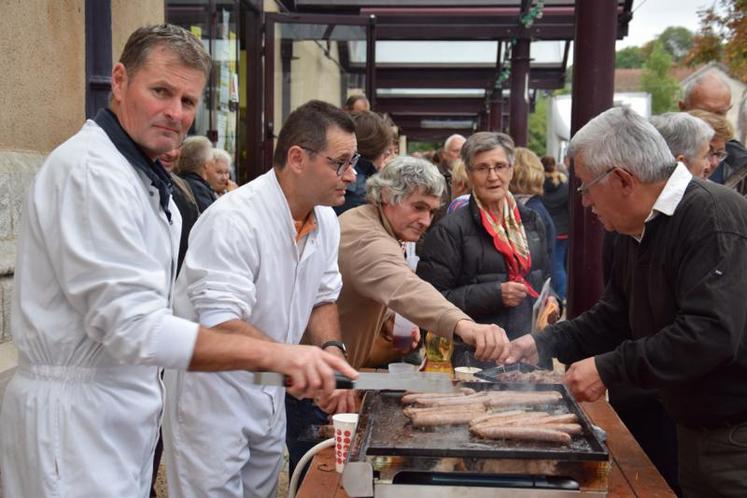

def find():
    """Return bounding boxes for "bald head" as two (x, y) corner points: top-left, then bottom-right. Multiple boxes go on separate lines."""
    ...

(679, 73), (732, 116)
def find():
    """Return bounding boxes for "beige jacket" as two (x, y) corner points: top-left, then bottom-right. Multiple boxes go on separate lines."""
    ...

(338, 204), (471, 368)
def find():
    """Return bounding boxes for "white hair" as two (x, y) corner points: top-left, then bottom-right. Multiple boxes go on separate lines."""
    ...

(567, 106), (675, 183)
(444, 134), (466, 150)
(649, 112), (714, 164)
(212, 148), (232, 166)
(366, 155), (445, 205)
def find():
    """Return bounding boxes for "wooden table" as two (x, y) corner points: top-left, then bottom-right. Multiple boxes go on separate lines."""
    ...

(297, 398), (675, 498)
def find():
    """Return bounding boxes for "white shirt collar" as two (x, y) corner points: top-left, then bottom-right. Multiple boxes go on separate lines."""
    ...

(634, 162), (692, 242)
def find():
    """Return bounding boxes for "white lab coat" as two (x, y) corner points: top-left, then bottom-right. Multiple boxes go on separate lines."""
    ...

(0, 120), (199, 498)
(163, 169), (342, 498)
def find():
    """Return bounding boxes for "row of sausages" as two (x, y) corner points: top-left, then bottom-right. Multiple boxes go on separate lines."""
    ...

(401, 388), (580, 445)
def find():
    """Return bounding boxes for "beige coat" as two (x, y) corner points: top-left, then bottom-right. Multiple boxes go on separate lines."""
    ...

(337, 204), (471, 368)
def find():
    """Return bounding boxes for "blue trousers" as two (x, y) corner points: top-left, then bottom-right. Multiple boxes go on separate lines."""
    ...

(284, 394), (329, 482)
(552, 238), (568, 301)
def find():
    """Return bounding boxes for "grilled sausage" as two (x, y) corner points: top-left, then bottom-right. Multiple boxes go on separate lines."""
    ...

(411, 409), (486, 428)
(470, 426), (572, 444)
(468, 410), (525, 426)
(403, 403), (487, 419)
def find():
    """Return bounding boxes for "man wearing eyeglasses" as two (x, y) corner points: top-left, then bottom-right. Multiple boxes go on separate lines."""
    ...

(508, 106), (747, 497)
(162, 100), (359, 498)
(679, 73), (747, 195)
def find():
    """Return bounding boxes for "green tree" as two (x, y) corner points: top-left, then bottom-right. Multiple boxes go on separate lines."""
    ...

(641, 41), (680, 114)
(615, 46), (645, 68)
(686, 0), (746, 82)
(528, 92), (549, 155)
(657, 27), (693, 63)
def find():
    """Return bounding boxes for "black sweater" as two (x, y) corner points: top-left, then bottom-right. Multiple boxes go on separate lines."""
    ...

(535, 179), (747, 429)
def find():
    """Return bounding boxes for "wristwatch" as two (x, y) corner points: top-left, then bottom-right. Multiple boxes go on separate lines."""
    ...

(321, 340), (348, 357)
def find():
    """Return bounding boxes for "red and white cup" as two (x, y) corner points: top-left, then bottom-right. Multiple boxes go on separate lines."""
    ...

(332, 413), (359, 473)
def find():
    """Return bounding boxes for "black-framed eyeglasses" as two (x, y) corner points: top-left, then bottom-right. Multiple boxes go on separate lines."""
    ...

(300, 146), (360, 176)
(576, 168), (615, 195)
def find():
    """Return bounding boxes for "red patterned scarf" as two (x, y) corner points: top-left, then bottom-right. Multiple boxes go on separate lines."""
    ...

(474, 193), (538, 298)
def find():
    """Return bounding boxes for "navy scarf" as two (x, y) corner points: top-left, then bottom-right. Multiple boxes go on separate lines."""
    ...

(94, 109), (174, 223)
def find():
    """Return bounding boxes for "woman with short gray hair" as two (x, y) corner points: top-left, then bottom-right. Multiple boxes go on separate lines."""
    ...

(417, 132), (555, 367)
(178, 136), (217, 211)
(650, 112), (714, 179)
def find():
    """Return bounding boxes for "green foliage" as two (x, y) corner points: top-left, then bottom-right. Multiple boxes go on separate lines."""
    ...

(407, 140), (438, 155)
(615, 46), (645, 68)
(641, 41), (680, 114)
(528, 92), (549, 155)
(657, 27), (694, 63)
(686, 0), (746, 82)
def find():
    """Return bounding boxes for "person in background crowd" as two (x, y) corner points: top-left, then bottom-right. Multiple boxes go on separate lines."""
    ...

(163, 100), (359, 498)
(686, 109), (735, 180)
(178, 135), (217, 211)
(334, 110), (393, 215)
(382, 113), (400, 158)
(343, 94), (370, 113)
(679, 73), (747, 193)
(540, 155), (569, 302)
(447, 159), (471, 213)
(439, 134), (466, 197)
(212, 148), (238, 194)
(511, 147), (556, 270)
(508, 106), (747, 498)
(417, 133), (553, 369)
(650, 112), (715, 179)
(0, 24), (353, 498)
(159, 146), (200, 270)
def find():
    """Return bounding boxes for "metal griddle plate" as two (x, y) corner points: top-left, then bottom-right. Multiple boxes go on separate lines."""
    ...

(357, 383), (608, 462)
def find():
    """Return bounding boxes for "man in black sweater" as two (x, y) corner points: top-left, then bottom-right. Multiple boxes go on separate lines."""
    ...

(508, 106), (747, 497)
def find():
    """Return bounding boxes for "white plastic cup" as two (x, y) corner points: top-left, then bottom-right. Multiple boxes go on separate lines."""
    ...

(454, 366), (482, 381)
(392, 313), (418, 352)
(388, 362), (417, 375)
(332, 413), (359, 473)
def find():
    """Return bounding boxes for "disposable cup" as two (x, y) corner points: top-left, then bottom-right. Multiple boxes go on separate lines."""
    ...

(392, 313), (418, 352)
(332, 413), (359, 473)
(388, 362), (417, 375)
(454, 366), (482, 381)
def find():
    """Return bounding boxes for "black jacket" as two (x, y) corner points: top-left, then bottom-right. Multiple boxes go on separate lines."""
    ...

(541, 174), (570, 235)
(536, 179), (747, 429)
(181, 172), (216, 212)
(417, 195), (551, 345)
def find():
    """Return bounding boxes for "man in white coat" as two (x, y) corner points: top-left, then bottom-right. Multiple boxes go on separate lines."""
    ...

(162, 100), (360, 498)
(0, 25), (355, 498)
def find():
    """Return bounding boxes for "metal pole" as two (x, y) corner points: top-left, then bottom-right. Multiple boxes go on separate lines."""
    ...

(366, 15), (377, 109)
(263, 16), (275, 170)
(509, 39), (530, 146)
(567, 0), (617, 318)
(489, 97), (502, 132)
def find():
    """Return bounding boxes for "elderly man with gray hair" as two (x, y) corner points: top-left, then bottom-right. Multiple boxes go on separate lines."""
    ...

(650, 112), (715, 179)
(337, 155), (511, 370)
(508, 106), (747, 497)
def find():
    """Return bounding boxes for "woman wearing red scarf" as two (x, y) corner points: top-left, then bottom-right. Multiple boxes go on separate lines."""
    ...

(417, 132), (555, 368)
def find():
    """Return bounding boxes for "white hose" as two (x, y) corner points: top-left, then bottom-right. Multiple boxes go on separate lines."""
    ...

(287, 437), (335, 498)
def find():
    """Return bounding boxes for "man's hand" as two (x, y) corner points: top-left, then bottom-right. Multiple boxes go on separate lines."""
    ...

(564, 357), (606, 402)
(504, 334), (540, 365)
(272, 344), (358, 400)
(501, 281), (528, 307)
(454, 320), (510, 362)
(315, 389), (359, 414)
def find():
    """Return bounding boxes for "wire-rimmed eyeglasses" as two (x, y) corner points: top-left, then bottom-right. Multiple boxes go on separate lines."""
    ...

(576, 168), (615, 195)
(300, 146), (360, 176)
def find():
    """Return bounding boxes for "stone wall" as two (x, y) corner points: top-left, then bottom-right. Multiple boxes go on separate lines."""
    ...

(0, 151), (45, 344)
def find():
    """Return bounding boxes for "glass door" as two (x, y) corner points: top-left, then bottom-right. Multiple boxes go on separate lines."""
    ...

(263, 13), (374, 169)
